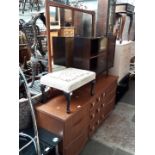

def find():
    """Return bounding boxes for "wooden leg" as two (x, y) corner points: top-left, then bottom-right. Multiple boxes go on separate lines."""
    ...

(40, 84), (46, 103)
(90, 80), (96, 96)
(63, 92), (71, 114)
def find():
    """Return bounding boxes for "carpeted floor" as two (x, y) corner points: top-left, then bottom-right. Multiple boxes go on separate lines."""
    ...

(80, 79), (135, 155)
(92, 102), (135, 154)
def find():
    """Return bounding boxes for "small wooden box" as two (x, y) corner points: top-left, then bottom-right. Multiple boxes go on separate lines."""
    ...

(59, 27), (75, 37)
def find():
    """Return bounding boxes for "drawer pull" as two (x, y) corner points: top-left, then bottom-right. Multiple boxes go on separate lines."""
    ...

(96, 120), (100, 125)
(102, 93), (106, 97)
(96, 108), (100, 113)
(90, 113), (95, 119)
(101, 103), (105, 107)
(91, 102), (95, 107)
(97, 97), (101, 102)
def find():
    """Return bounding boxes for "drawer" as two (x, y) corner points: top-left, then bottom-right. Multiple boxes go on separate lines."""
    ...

(104, 97), (115, 117)
(36, 111), (64, 138)
(64, 129), (88, 155)
(100, 85), (116, 104)
(64, 107), (88, 145)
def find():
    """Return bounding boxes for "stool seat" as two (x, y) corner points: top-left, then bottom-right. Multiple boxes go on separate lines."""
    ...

(40, 68), (96, 113)
(40, 68), (96, 93)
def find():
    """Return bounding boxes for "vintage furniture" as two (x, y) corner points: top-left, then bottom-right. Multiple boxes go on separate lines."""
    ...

(53, 35), (116, 75)
(35, 75), (117, 155)
(96, 0), (116, 36)
(40, 68), (96, 113)
(22, 13), (48, 87)
(115, 3), (135, 43)
(45, 0), (96, 72)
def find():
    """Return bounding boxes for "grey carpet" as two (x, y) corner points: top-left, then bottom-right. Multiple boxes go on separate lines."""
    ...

(92, 103), (135, 154)
(80, 139), (133, 155)
(80, 140), (114, 155)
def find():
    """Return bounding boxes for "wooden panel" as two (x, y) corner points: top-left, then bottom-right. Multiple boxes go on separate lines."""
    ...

(64, 104), (89, 146)
(36, 109), (64, 137)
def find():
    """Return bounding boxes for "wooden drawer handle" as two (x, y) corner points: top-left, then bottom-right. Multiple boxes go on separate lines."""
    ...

(101, 103), (105, 107)
(102, 92), (106, 97)
(96, 108), (100, 113)
(91, 102), (95, 107)
(90, 113), (95, 119)
(97, 97), (101, 102)
(96, 120), (100, 125)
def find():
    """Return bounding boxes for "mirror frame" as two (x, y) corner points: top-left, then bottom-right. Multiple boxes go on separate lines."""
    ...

(45, 0), (96, 72)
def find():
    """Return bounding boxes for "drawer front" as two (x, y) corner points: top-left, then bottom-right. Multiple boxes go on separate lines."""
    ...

(104, 97), (115, 118)
(36, 111), (64, 137)
(64, 129), (88, 155)
(64, 106), (89, 145)
(100, 82), (117, 104)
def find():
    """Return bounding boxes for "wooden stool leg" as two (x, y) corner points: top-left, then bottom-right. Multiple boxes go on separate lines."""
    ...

(40, 84), (46, 103)
(63, 92), (71, 114)
(90, 80), (96, 96)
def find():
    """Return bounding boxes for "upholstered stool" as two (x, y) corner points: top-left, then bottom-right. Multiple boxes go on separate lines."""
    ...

(40, 68), (96, 113)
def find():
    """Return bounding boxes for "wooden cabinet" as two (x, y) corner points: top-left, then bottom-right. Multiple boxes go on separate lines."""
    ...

(35, 75), (117, 155)
(53, 36), (116, 75)
(73, 36), (115, 75)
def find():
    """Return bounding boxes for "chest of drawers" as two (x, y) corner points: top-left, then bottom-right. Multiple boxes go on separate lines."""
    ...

(35, 75), (117, 155)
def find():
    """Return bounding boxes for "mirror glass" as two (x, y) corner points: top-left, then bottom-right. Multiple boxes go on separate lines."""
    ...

(49, 6), (60, 29)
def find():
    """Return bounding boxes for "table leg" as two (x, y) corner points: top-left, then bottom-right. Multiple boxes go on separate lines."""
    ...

(63, 92), (71, 114)
(40, 84), (46, 103)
